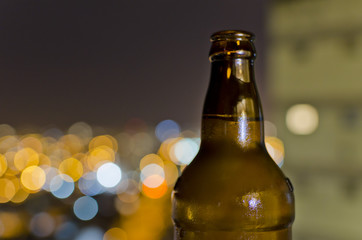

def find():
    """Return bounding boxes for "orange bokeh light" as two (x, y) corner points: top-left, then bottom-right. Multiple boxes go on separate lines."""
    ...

(142, 179), (168, 199)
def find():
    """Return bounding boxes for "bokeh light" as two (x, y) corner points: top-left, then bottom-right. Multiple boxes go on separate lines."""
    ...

(264, 120), (277, 137)
(140, 164), (165, 188)
(0, 121), (207, 240)
(140, 154), (164, 170)
(14, 148), (39, 171)
(89, 135), (118, 152)
(59, 157), (83, 181)
(104, 227), (128, 240)
(55, 221), (79, 240)
(87, 146), (115, 171)
(73, 196), (98, 221)
(20, 136), (43, 153)
(0, 178), (16, 203)
(42, 166), (59, 192)
(265, 136), (285, 167)
(29, 212), (55, 237)
(75, 227), (104, 240)
(142, 180), (168, 199)
(20, 166), (46, 191)
(170, 138), (199, 165)
(0, 212), (23, 238)
(130, 132), (154, 157)
(163, 161), (179, 186)
(286, 104), (319, 135)
(0, 154), (7, 177)
(96, 162), (122, 188)
(50, 174), (74, 199)
(0, 124), (16, 137)
(78, 171), (104, 196)
(10, 188), (29, 203)
(155, 120), (180, 142)
(68, 122), (93, 141)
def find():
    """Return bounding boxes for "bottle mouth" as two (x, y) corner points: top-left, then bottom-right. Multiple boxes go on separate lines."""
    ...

(209, 30), (256, 61)
(210, 30), (255, 42)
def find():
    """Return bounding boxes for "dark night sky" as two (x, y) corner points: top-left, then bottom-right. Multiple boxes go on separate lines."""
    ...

(0, 0), (267, 131)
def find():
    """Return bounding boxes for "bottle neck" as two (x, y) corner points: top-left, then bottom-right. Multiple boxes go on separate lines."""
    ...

(201, 58), (264, 148)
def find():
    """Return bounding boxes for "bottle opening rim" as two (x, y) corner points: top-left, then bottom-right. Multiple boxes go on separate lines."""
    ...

(210, 30), (255, 42)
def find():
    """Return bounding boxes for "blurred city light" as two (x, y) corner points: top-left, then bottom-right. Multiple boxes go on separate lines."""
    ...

(0, 121), (286, 239)
(73, 196), (99, 221)
(50, 174), (75, 199)
(55, 221), (79, 240)
(96, 162), (122, 188)
(29, 212), (55, 237)
(20, 166), (46, 191)
(103, 227), (128, 240)
(155, 119), (181, 142)
(75, 226), (104, 240)
(286, 104), (319, 135)
(78, 171), (105, 196)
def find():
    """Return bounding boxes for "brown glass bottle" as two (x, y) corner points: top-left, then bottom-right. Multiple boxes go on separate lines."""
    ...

(172, 30), (295, 240)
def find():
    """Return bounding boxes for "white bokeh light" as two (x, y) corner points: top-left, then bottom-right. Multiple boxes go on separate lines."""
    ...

(172, 138), (199, 165)
(286, 104), (319, 135)
(140, 164), (165, 188)
(96, 162), (122, 188)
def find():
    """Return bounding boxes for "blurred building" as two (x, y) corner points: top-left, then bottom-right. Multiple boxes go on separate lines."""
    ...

(268, 0), (362, 239)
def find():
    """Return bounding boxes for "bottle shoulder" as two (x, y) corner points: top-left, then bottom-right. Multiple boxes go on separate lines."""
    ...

(172, 144), (295, 232)
(173, 143), (293, 207)
(177, 143), (287, 189)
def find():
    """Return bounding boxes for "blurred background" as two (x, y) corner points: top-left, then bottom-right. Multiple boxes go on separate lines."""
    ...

(0, 0), (361, 239)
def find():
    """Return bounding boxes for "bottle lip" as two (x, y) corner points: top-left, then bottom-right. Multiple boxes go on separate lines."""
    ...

(210, 30), (255, 42)
(209, 30), (256, 60)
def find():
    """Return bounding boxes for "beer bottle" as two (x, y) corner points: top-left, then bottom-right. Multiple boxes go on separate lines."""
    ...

(172, 30), (295, 240)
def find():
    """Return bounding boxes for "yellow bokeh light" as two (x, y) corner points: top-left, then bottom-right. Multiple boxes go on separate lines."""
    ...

(5, 151), (20, 175)
(20, 136), (43, 153)
(11, 188), (29, 204)
(59, 157), (83, 182)
(0, 212), (24, 238)
(117, 192), (139, 203)
(104, 227), (128, 240)
(0, 178), (16, 203)
(89, 135), (118, 152)
(0, 154), (7, 177)
(0, 136), (19, 154)
(38, 153), (51, 166)
(140, 154), (164, 170)
(163, 161), (179, 186)
(60, 134), (84, 155)
(265, 136), (285, 167)
(21, 166), (46, 191)
(158, 138), (180, 162)
(86, 146), (115, 171)
(14, 148), (39, 171)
